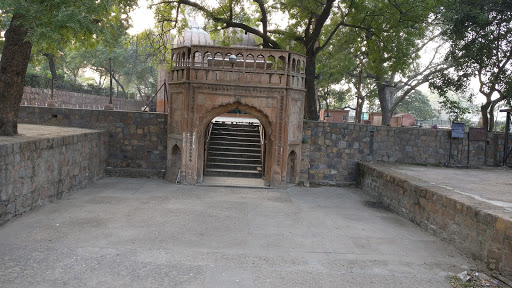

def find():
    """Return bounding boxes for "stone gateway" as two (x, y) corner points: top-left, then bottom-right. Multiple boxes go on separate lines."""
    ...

(159, 42), (306, 187)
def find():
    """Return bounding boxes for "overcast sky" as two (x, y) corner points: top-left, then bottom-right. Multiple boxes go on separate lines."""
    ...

(128, 0), (155, 35)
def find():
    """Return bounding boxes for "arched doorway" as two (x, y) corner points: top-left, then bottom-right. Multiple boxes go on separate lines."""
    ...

(169, 144), (182, 183)
(196, 102), (273, 186)
(286, 150), (297, 183)
(204, 109), (264, 179)
(163, 44), (306, 187)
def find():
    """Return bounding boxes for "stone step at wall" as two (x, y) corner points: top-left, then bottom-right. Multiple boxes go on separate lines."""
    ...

(206, 122), (263, 178)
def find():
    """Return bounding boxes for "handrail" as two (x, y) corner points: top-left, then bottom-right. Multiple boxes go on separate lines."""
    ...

(259, 124), (264, 171)
(176, 169), (181, 184)
(142, 80), (167, 112)
(259, 124), (264, 145)
(206, 122), (213, 144)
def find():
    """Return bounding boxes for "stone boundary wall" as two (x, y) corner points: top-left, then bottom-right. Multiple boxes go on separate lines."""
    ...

(300, 121), (509, 186)
(22, 87), (144, 111)
(0, 128), (108, 225)
(18, 106), (167, 177)
(357, 162), (512, 279)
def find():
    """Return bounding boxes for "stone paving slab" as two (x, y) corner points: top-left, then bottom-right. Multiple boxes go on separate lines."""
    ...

(386, 164), (512, 211)
(0, 177), (479, 287)
(0, 124), (103, 145)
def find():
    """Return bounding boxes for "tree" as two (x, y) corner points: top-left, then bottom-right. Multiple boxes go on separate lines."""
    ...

(396, 90), (439, 120)
(315, 32), (355, 116)
(152, 0), (381, 120)
(0, 0), (137, 136)
(61, 48), (88, 85)
(438, 92), (473, 124)
(431, 0), (512, 131)
(342, 0), (450, 126)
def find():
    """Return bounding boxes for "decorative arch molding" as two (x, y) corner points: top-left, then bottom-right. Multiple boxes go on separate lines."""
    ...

(163, 45), (306, 187)
(194, 101), (275, 185)
(198, 101), (273, 140)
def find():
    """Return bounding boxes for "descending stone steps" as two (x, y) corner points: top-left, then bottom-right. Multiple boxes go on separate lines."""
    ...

(205, 122), (263, 178)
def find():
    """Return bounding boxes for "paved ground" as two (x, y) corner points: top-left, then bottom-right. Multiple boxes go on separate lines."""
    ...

(200, 176), (266, 188)
(0, 177), (478, 288)
(386, 164), (512, 211)
(0, 124), (101, 145)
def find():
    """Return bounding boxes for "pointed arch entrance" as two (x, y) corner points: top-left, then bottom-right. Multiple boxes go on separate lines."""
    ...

(162, 44), (306, 187)
(197, 102), (273, 185)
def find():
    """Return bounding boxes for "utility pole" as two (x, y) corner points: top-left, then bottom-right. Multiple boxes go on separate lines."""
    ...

(109, 57), (113, 105)
(104, 57), (114, 110)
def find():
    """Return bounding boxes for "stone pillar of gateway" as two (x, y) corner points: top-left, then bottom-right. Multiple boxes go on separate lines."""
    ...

(159, 35), (306, 187)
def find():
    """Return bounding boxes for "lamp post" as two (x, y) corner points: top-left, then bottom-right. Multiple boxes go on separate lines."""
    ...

(229, 54), (237, 68)
(104, 57), (114, 110)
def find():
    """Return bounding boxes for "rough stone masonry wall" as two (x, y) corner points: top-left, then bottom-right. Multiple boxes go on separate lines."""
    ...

(18, 106), (167, 177)
(358, 162), (512, 279)
(0, 129), (108, 225)
(300, 121), (508, 186)
(22, 87), (144, 111)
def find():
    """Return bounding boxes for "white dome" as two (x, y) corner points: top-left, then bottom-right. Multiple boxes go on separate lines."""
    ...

(173, 27), (213, 47)
(172, 27), (259, 48)
(232, 32), (258, 47)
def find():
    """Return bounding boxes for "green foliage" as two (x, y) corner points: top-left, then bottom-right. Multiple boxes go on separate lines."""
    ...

(134, 29), (173, 67)
(318, 0), (447, 124)
(1, 0), (137, 54)
(396, 90), (439, 120)
(61, 38), (157, 99)
(344, 0), (439, 78)
(438, 92), (473, 122)
(25, 32), (157, 100)
(433, 0), (512, 130)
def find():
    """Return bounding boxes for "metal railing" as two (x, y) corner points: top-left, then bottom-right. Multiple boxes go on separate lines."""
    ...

(142, 80), (168, 112)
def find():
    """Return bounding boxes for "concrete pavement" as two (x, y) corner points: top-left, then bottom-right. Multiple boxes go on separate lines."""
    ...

(0, 177), (478, 287)
(385, 164), (512, 211)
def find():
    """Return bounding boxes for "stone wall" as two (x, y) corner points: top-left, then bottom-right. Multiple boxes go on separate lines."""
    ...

(300, 121), (509, 186)
(22, 87), (145, 111)
(18, 106), (167, 177)
(358, 162), (512, 279)
(0, 126), (108, 225)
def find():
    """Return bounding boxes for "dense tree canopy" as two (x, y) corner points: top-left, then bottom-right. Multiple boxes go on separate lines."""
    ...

(151, 0), (384, 120)
(396, 90), (439, 120)
(2, 0), (511, 135)
(0, 0), (137, 135)
(431, 0), (512, 131)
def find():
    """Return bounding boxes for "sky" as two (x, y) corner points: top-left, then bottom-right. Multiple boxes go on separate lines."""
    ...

(127, 0), (156, 35)
(125, 0), (508, 121)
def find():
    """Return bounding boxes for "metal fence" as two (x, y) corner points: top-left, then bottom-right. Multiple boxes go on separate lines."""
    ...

(25, 74), (129, 99)
(415, 119), (454, 128)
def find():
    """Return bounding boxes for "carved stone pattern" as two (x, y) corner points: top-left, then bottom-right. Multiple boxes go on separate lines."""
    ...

(169, 83), (186, 92)
(290, 90), (306, 101)
(193, 84), (283, 96)
(277, 96), (284, 166)
(189, 90), (195, 163)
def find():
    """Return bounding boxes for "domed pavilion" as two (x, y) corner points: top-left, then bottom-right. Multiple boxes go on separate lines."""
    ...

(158, 27), (306, 187)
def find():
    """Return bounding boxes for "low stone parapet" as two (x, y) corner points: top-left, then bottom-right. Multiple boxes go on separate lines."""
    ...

(0, 125), (108, 225)
(358, 162), (512, 280)
(18, 106), (167, 177)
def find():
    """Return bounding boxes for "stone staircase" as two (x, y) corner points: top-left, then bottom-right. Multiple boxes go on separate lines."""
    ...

(205, 122), (263, 178)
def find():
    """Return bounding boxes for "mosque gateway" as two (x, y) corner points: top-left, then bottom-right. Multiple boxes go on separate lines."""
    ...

(157, 28), (306, 186)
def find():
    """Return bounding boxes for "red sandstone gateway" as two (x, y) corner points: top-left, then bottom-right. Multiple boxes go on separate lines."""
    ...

(158, 29), (306, 187)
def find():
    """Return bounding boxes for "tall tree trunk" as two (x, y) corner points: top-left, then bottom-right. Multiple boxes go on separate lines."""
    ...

(357, 96), (366, 123)
(304, 48), (318, 120)
(43, 53), (57, 100)
(0, 14), (33, 136)
(43, 53), (58, 80)
(377, 80), (393, 126)
(488, 100), (499, 132)
(355, 68), (363, 123)
(480, 101), (491, 131)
